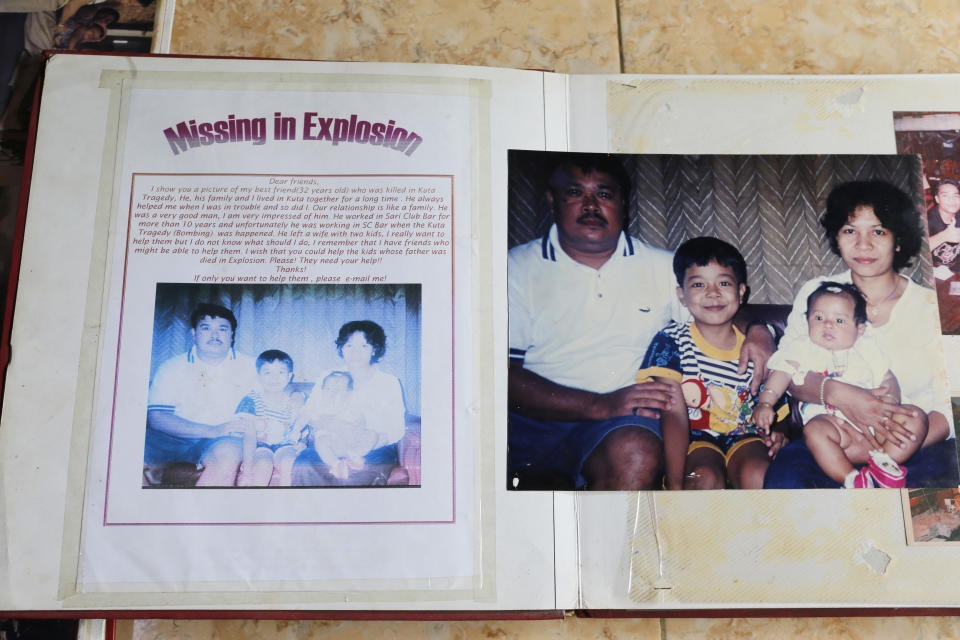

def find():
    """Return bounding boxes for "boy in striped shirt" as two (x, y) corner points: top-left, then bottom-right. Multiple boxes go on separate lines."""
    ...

(637, 237), (786, 490)
(235, 349), (306, 486)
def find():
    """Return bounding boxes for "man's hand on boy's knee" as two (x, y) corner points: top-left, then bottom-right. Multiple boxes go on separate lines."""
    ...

(593, 381), (676, 420)
(220, 416), (255, 438)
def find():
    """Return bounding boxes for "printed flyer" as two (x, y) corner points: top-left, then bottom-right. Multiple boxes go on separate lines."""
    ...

(68, 66), (486, 594)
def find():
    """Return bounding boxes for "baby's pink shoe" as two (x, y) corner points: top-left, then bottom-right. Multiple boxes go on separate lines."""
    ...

(866, 450), (907, 488)
(844, 467), (876, 488)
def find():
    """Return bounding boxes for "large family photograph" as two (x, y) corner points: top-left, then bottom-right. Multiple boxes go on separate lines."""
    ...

(142, 282), (422, 489)
(507, 150), (958, 492)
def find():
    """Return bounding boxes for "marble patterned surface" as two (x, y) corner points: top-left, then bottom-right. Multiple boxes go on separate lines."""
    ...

(664, 617), (960, 638)
(120, 616), (960, 639)
(121, 618), (662, 639)
(151, 1), (960, 638)
(618, 0), (960, 74)
(169, 0), (621, 73)
(172, 0), (960, 75)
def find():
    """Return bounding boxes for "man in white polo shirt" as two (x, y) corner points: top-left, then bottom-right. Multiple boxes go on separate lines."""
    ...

(146, 303), (256, 486)
(508, 153), (771, 490)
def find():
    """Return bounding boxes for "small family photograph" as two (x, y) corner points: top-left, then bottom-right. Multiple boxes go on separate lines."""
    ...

(142, 282), (422, 489)
(507, 150), (959, 492)
(904, 399), (960, 544)
(894, 111), (960, 335)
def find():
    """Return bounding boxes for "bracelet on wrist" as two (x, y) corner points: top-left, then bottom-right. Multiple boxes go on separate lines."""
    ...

(819, 376), (832, 409)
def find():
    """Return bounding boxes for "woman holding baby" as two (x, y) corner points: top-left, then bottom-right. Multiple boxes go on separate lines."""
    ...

(765, 180), (957, 488)
(291, 320), (407, 486)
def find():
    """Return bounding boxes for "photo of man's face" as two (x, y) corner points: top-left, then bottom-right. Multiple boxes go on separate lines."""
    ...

(937, 182), (960, 216)
(192, 315), (233, 360)
(548, 166), (625, 259)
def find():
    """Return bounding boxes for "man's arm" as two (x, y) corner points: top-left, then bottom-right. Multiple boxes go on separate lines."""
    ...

(147, 409), (242, 439)
(508, 360), (675, 422)
(732, 307), (775, 393)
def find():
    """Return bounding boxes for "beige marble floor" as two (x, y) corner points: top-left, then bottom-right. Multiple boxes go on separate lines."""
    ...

(618, 0), (960, 74)
(121, 615), (960, 639)
(144, 1), (960, 638)
(170, 0), (622, 73)
(121, 618), (663, 640)
(171, 0), (960, 75)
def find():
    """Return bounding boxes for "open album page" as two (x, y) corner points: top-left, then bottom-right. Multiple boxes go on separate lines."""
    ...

(0, 54), (568, 610)
(567, 75), (960, 609)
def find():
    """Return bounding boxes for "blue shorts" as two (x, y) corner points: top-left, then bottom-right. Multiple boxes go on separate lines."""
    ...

(143, 427), (237, 466)
(508, 412), (662, 489)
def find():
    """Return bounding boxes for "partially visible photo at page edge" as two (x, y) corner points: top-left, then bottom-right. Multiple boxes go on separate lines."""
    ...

(506, 150), (958, 493)
(72, 71), (481, 593)
(894, 112), (960, 546)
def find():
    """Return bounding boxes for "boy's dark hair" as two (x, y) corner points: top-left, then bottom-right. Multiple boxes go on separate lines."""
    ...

(190, 303), (237, 332)
(256, 349), (293, 373)
(335, 320), (387, 363)
(322, 370), (354, 390)
(820, 180), (923, 272)
(672, 236), (748, 287)
(805, 281), (868, 325)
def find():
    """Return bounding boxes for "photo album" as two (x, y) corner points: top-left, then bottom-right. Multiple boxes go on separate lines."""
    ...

(4, 52), (960, 613)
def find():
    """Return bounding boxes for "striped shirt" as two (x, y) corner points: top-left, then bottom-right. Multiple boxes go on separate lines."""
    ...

(236, 390), (298, 445)
(637, 321), (757, 435)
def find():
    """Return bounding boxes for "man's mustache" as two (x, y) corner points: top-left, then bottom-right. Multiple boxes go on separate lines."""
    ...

(576, 212), (607, 225)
